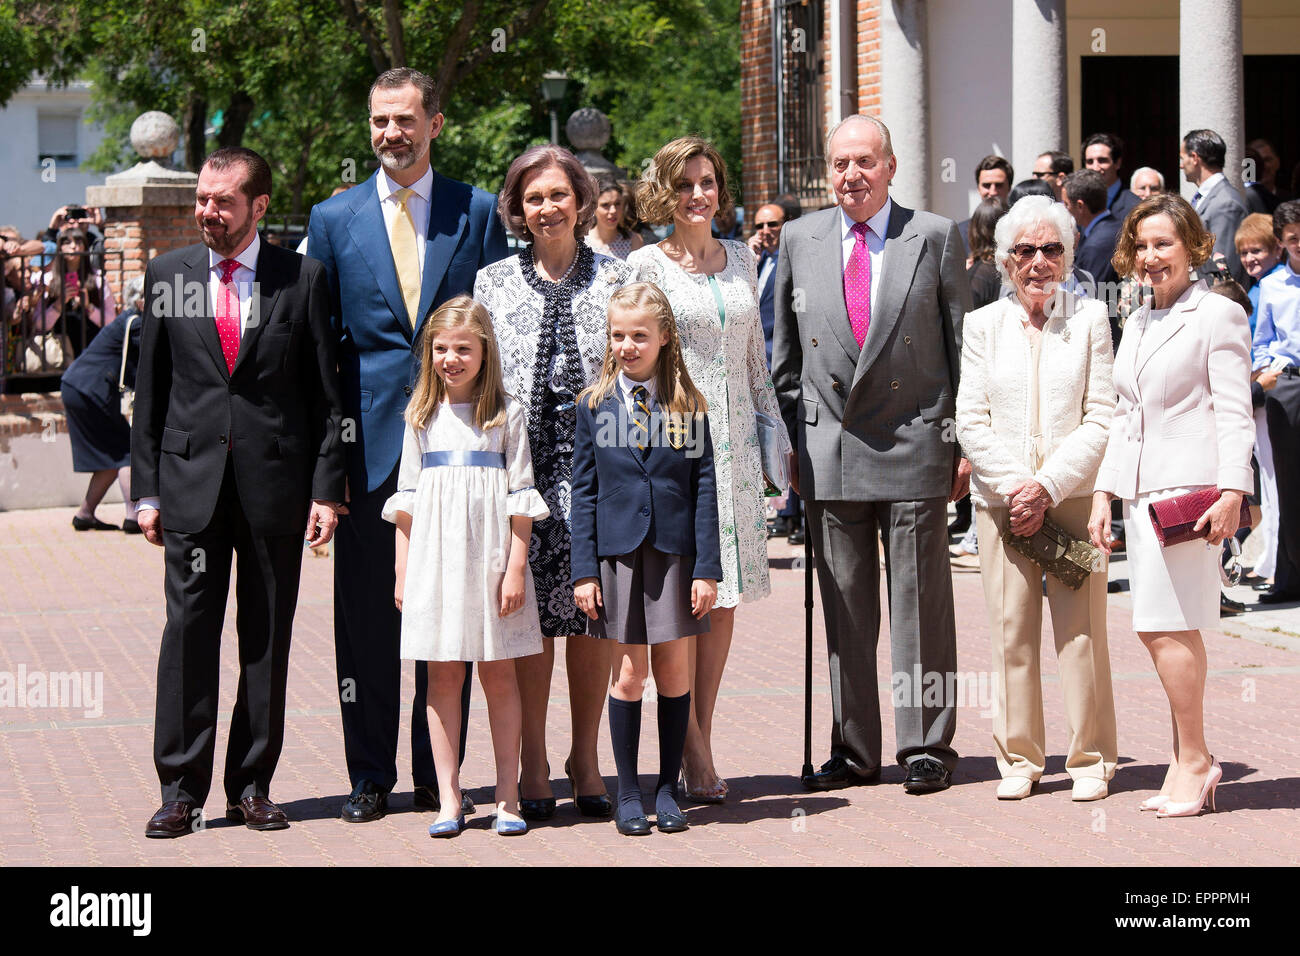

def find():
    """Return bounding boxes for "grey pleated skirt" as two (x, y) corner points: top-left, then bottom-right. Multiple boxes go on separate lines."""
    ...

(589, 541), (712, 645)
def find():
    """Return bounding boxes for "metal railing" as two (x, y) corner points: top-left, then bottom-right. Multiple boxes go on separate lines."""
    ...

(3, 249), (123, 390)
(774, 0), (827, 205)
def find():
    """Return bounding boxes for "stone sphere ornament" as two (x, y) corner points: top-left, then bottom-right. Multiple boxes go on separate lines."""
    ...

(565, 108), (611, 152)
(130, 112), (181, 161)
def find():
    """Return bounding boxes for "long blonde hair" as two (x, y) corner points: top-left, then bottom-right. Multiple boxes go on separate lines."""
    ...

(407, 295), (508, 431)
(581, 282), (707, 416)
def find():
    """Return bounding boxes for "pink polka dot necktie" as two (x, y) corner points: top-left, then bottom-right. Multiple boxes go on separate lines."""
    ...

(844, 221), (872, 348)
(215, 258), (241, 374)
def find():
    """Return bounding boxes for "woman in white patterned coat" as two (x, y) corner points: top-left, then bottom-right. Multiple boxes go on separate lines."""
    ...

(955, 195), (1118, 803)
(474, 145), (633, 820)
(628, 137), (791, 802)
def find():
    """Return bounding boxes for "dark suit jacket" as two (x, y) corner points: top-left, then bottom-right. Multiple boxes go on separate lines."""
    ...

(1197, 179), (1249, 283)
(569, 393), (722, 583)
(1109, 184), (1138, 223)
(131, 241), (346, 536)
(1075, 210), (1121, 286)
(306, 171), (509, 493)
(758, 250), (778, 366)
(771, 202), (970, 501)
(61, 306), (142, 406)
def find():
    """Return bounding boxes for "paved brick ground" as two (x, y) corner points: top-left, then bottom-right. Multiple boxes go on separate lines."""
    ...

(1, 504), (1297, 866)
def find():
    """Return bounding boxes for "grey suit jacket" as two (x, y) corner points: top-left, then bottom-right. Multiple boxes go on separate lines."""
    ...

(771, 203), (971, 501)
(1197, 180), (1248, 283)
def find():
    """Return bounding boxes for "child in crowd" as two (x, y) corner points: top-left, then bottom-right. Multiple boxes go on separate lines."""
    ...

(384, 295), (550, 838)
(570, 282), (721, 836)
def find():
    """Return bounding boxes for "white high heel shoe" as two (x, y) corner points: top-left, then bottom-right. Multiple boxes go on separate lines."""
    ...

(1156, 759), (1222, 818)
(1138, 794), (1169, 812)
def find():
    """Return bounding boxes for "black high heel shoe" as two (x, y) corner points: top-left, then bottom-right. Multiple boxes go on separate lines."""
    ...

(564, 758), (613, 817)
(518, 762), (556, 821)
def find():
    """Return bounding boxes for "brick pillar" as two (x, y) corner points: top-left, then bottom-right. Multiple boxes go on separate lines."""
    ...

(85, 182), (197, 305)
(741, 0), (778, 212)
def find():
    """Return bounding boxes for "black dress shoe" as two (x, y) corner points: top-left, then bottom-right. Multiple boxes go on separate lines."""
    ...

(787, 529), (805, 545)
(1220, 594), (1247, 616)
(1253, 581), (1276, 592)
(72, 515), (118, 531)
(903, 757), (952, 794)
(1257, 589), (1300, 605)
(413, 786), (476, 814)
(122, 519), (142, 535)
(519, 795), (556, 821)
(802, 755), (880, 791)
(145, 800), (198, 838)
(226, 795), (289, 830)
(340, 780), (388, 823)
(564, 758), (613, 817)
(655, 808), (689, 833)
(768, 517), (793, 538)
(615, 814), (652, 836)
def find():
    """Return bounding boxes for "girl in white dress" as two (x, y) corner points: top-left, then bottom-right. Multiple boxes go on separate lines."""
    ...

(384, 296), (550, 838)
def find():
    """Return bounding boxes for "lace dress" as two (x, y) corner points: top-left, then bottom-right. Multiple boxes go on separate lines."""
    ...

(627, 240), (791, 606)
(473, 248), (634, 636)
(382, 399), (550, 661)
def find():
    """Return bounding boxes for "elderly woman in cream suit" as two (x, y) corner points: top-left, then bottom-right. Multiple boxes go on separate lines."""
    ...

(957, 196), (1118, 802)
(1088, 193), (1254, 818)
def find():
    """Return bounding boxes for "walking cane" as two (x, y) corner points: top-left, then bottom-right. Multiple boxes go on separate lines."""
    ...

(800, 509), (815, 786)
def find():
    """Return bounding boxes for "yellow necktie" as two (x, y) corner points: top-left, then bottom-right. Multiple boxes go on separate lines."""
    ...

(390, 187), (420, 327)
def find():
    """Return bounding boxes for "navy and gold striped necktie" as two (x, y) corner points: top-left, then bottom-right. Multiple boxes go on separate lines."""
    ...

(631, 385), (652, 456)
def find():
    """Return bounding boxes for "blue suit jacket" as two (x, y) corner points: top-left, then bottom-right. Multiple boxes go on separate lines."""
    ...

(569, 393), (723, 583)
(306, 170), (510, 492)
(758, 250), (778, 367)
(1076, 210), (1121, 286)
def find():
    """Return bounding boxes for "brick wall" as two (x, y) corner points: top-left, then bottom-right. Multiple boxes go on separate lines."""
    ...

(100, 207), (197, 306)
(857, 0), (881, 115)
(741, 0), (779, 213)
(742, 1), (883, 215)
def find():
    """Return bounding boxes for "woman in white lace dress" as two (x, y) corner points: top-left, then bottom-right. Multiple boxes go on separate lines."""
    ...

(628, 137), (791, 802)
(473, 145), (633, 820)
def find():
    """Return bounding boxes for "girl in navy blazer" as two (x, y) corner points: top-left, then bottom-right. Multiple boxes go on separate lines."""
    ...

(571, 282), (721, 835)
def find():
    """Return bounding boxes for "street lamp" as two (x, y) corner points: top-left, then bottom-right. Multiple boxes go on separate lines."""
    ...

(541, 71), (569, 145)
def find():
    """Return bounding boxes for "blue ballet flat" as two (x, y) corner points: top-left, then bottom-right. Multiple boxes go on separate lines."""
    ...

(493, 814), (529, 836)
(428, 815), (465, 838)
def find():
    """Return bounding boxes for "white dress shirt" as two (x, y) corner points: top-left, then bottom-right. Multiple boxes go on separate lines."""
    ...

(616, 370), (658, 414)
(839, 199), (890, 316)
(207, 231), (260, 336)
(377, 165), (432, 285)
(1193, 171), (1226, 211)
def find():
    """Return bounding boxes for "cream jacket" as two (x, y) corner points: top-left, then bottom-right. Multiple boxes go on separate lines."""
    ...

(956, 292), (1115, 507)
(1095, 280), (1254, 500)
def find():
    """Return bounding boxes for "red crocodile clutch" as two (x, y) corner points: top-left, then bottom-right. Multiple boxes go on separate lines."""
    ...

(1147, 488), (1253, 548)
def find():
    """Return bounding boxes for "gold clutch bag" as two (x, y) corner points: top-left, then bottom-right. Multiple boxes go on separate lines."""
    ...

(1001, 516), (1101, 590)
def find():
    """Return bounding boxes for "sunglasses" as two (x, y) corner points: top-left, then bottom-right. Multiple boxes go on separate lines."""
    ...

(754, 221), (782, 230)
(1031, 170), (1054, 179)
(1012, 242), (1065, 261)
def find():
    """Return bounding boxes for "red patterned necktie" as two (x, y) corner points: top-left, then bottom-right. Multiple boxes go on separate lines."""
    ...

(844, 221), (872, 347)
(215, 258), (241, 373)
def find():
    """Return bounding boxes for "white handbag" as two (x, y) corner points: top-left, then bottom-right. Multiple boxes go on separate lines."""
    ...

(118, 313), (137, 424)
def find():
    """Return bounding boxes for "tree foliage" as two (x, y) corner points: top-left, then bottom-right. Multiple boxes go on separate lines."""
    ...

(7, 0), (742, 211)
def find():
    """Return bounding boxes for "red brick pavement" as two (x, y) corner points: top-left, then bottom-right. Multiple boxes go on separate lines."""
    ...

(1, 506), (1296, 866)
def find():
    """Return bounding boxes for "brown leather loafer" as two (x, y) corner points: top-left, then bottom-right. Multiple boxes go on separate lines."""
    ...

(226, 795), (289, 830)
(145, 800), (199, 838)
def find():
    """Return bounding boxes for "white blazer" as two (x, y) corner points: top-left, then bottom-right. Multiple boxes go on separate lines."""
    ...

(956, 292), (1115, 507)
(1094, 280), (1254, 500)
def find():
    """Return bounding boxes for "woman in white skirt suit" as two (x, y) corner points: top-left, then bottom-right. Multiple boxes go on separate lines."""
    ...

(1088, 193), (1255, 818)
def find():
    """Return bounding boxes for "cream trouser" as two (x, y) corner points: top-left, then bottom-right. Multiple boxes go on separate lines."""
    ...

(976, 497), (1118, 781)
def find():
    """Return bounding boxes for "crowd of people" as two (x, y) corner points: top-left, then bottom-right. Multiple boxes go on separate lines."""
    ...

(25, 63), (1291, 840)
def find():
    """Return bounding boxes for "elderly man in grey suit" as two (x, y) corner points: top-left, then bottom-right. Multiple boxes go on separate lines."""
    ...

(772, 114), (972, 795)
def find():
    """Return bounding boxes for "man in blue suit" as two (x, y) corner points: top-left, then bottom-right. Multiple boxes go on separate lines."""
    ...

(306, 67), (509, 822)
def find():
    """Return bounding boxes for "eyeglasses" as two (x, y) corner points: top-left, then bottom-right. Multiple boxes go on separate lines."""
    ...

(754, 221), (782, 230)
(1031, 170), (1054, 179)
(1011, 242), (1065, 261)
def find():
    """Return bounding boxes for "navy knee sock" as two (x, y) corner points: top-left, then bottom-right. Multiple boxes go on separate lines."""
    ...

(607, 696), (644, 821)
(655, 691), (691, 817)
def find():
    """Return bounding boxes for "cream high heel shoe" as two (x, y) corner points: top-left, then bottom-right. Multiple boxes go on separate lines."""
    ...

(1138, 794), (1170, 812)
(1156, 759), (1222, 818)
